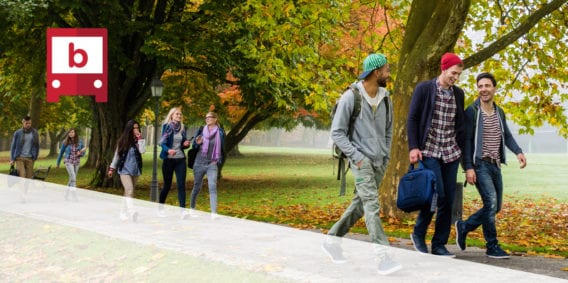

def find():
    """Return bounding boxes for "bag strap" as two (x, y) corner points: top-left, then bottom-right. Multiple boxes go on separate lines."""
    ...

(409, 160), (426, 171)
(336, 85), (361, 196)
(346, 85), (362, 140)
(338, 158), (347, 196)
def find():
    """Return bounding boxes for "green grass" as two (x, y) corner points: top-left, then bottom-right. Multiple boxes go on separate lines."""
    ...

(456, 153), (568, 201)
(1, 147), (566, 202)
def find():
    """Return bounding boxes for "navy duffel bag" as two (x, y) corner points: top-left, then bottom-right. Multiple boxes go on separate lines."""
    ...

(396, 161), (437, 213)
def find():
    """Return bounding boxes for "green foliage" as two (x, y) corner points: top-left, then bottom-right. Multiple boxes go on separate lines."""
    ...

(1, 0), (567, 187)
(461, 0), (568, 137)
(0, 0), (49, 21)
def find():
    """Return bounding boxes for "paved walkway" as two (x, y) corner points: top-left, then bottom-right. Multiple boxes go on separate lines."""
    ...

(1, 175), (566, 282)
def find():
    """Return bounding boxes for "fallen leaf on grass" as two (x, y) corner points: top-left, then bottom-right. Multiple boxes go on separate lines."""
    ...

(543, 254), (565, 259)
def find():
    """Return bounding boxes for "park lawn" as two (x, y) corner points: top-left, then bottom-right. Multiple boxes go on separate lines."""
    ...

(1, 147), (566, 257)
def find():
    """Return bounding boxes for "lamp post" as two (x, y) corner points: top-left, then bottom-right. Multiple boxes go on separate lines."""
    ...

(150, 76), (163, 202)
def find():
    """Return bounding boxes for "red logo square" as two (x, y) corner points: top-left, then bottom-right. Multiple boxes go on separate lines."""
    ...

(46, 28), (108, 102)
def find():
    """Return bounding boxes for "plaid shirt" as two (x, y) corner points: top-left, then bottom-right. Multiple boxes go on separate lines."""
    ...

(65, 144), (81, 166)
(422, 82), (462, 163)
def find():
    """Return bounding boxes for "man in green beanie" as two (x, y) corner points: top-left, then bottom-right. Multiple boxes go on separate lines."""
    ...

(322, 53), (401, 275)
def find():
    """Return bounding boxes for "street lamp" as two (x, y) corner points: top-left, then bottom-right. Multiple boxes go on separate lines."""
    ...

(150, 76), (163, 202)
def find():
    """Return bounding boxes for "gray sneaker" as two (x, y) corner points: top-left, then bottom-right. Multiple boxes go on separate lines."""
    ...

(377, 255), (402, 275)
(321, 242), (347, 264)
(131, 212), (138, 223)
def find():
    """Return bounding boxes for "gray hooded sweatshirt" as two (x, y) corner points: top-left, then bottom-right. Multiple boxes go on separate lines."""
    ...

(331, 81), (393, 169)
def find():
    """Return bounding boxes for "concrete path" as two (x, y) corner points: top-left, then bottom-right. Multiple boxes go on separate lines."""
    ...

(1, 175), (566, 282)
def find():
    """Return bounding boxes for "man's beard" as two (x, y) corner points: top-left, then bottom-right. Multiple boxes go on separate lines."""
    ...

(378, 78), (387, 88)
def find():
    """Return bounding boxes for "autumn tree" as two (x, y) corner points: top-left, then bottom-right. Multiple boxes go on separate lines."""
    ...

(376, 0), (568, 217)
(2, 0), (566, 198)
(1, 0), (355, 187)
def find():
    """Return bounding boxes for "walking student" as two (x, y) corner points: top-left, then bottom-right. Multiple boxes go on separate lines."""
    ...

(108, 120), (145, 222)
(406, 53), (466, 257)
(10, 115), (40, 178)
(189, 111), (226, 220)
(455, 72), (527, 259)
(56, 128), (87, 201)
(157, 107), (191, 219)
(322, 53), (401, 275)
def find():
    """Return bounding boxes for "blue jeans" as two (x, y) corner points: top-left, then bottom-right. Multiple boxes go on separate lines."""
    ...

(413, 157), (459, 249)
(65, 163), (79, 187)
(191, 160), (219, 213)
(328, 157), (389, 245)
(463, 159), (503, 249)
(159, 158), (187, 207)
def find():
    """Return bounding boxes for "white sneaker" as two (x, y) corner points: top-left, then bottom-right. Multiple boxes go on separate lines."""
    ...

(180, 210), (191, 220)
(188, 209), (199, 218)
(377, 254), (402, 275)
(119, 212), (128, 221)
(321, 242), (347, 264)
(211, 213), (221, 220)
(156, 209), (167, 218)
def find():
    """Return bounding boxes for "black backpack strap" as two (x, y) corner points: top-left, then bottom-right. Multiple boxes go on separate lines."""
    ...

(339, 158), (347, 196)
(346, 85), (362, 140)
(337, 85), (361, 196)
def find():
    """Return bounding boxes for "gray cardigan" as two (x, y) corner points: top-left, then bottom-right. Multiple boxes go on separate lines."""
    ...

(331, 81), (393, 169)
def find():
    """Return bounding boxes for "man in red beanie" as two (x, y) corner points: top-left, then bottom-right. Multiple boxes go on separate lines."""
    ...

(406, 52), (466, 257)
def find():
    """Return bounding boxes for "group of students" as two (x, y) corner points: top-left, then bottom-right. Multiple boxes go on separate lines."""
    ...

(9, 109), (225, 222)
(323, 52), (527, 275)
(107, 108), (226, 221)
(10, 107), (225, 221)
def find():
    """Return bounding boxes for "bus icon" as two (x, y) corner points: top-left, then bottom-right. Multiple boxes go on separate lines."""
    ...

(46, 28), (107, 102)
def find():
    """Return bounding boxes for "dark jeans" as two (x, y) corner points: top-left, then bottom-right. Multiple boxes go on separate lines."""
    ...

(413, 157), (459, 249)
(159, 158), (187, 207)
(463, 159), (503, 248)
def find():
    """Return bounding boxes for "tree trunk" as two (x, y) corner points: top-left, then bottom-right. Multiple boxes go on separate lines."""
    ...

(224, 107), (273, 154)
(30, 89), (43, 131)
(47, 130), (59, 158)
(87, 64), (158, 187)
(379, 0), (471, 219)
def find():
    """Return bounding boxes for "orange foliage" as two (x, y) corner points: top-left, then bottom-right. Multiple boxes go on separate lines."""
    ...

(219, 194), (568, 257)
(217, 72), (245, 123)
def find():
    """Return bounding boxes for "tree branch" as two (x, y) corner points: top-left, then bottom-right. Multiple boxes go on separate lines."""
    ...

(463, 0), (568, 69)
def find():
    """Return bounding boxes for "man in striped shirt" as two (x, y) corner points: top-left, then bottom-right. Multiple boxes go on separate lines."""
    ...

(455, 72), (527, 259)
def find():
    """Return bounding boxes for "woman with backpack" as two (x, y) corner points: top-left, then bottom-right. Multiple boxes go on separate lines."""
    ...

(189, 111), (225, 219)
(108, 120), (145, 222)
(56, 128), (86, 201)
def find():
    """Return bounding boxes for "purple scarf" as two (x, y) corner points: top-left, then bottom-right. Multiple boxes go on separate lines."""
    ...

(201, 125), (221, 161)
(159, 121), (181, 145)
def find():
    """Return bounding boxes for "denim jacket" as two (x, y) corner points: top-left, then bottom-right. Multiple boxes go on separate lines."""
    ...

(56, 140), (85, 167)
(10, 128), (40, 161)
(159, 123), (189, 160)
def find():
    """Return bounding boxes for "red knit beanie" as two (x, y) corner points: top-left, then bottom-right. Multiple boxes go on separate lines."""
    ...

(440, 53), (463, 71)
